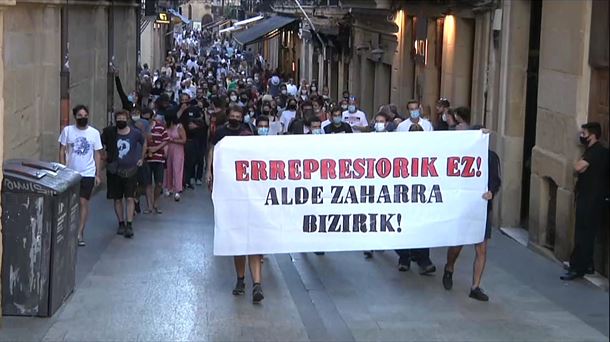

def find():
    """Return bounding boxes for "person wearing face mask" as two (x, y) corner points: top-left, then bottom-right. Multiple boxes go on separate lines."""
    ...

(177, 93), (207, 189)
(256, 115), (270, 136)
(278, 84), (289, 109)
(435, 98), (456, 130)
(163, 114), (187, 201)
(396, 100), (434, 132)
(342, 100), (369, 133)
(324, 106), (353, 134)
(299, 87), (309, 102)
(228, 90), (239, 105)
(287, 101), (315, 135)
(101, 110), (147, 239)
(342, 90), (350, 102)
(442, 125), (501, 302)
(286, 78), (298, 96)
(59, 105), (103, 247)
(561, 122), (609, 281)
(280, 98), (298, 133)
(307, 117), (323, 135)
(309, 83), (318, 97)
(453, 107), (471, 131)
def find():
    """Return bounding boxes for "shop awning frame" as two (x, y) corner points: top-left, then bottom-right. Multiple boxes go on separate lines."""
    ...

(233, 15), (298, 47)
(168, 8), (191, 25)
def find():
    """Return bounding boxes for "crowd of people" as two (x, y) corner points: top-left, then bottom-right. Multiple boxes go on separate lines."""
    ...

(58, 26), (607, 306)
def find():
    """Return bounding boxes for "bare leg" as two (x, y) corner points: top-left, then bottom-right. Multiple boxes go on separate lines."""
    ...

(153, 183), (163, 209)
(126, 198), (135, 222)
(445, 246), (464, 272)
(114, 199), (124, 223)
(145, 184), (154, 211)
(472, 240), (488, 289)
(248, 255), (262, 283)
(78, 197), (89, 239)
(234, 256), (246, 278)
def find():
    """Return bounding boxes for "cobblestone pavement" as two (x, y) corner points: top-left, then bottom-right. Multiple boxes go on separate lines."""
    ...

(1, 186), (608, 341)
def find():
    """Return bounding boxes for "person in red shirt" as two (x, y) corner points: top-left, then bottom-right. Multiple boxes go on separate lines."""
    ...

(145, 111), (169, 213)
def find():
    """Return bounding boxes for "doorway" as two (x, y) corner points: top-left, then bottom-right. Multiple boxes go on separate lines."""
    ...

(520, 0), (542, 227)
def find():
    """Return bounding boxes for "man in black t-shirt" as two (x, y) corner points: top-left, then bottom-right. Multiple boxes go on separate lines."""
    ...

(324, 107), (353, 134)
(206, 105), (265, 303)
(177, 93), (207, 188)
(562, 122), (610, 280)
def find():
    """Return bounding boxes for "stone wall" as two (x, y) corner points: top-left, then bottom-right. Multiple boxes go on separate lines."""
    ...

(3, 3), (61, 161)
(529, 0), (592, 260)
(2, 1), (138, 162)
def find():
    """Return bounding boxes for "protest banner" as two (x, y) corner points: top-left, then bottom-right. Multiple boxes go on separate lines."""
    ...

(212, 130), (489, 256)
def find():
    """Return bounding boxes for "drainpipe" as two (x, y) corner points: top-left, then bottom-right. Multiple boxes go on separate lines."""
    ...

(293, 0), (326, 58)
(107, 0), (115, 125)
(60, 1), (70, 131)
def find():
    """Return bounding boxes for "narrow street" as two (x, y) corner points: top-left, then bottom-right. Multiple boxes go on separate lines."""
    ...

(1, 186), (608, 342)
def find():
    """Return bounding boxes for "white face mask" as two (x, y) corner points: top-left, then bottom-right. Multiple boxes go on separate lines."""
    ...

(374, 122), (386, 132)
(230, 95), (237, 102)
(442, 113), (448, 122)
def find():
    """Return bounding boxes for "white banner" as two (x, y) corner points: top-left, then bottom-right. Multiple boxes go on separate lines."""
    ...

(213, 131), (489, 256)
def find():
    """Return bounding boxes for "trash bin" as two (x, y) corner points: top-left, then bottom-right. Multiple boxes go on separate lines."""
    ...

(1, 159), (81, 317)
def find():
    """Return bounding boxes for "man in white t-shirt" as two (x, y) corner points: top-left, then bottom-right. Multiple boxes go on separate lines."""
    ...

(396, 99), (434, 132)
(59, 104), (103, 247)
(279, 98), (298, 133)
(342, 101), (369, 132)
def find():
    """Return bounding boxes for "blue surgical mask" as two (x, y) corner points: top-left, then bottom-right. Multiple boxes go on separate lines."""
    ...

(312, 128), (323, 135)
(348, 105), (356, 113)
(257, 127), (269, 136)
(410, 110), (421, 119)
(244, 114), (251, 124)
(127, 95), (134, 103)
(332, 116), (343, 124)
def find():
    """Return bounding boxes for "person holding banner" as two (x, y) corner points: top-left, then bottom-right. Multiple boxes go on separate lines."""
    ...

(206, 105), (263, 303)
(397, 100), (434, 132)
(442, 125), (501, 302)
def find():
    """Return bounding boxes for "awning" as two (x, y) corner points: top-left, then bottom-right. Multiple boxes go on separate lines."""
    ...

(233, 16), (298, 47)
(168, 8), (191, 25)
(202, 18), (232, 31)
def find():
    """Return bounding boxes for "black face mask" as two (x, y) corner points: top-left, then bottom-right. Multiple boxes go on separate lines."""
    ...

(116, 121), (128, 129)
(287, 104), (297, 110)
(76, 117), (88, 127)
(579, 136), (589, 146)
(228, 119), (241, 128)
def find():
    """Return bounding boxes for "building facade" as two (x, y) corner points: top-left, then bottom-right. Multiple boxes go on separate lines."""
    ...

(275, 0), (609, 276)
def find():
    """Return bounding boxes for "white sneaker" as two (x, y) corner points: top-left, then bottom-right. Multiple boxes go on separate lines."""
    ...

(174, 193), (181, 201)
(164, 190), (171, 197)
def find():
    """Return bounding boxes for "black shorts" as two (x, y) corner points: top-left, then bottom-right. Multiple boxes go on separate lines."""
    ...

(79, 177), (95, 200)
(148, 162), (165, 185)
(137, 163), (152, 187)
(106, 172), (138, 200)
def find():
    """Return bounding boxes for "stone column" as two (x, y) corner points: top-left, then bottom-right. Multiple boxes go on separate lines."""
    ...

(390, 10), (414, 111)
(440, 16), (474, 108)
(529, 0), (592, 260)
(495, 0), (530, 229)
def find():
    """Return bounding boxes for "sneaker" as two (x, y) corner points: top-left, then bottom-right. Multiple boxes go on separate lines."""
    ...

(442, 268), (453, 290)
(419, 263), (437, 275)
(469, 287), (489, 301)
(117, 223), (126, 235)
(174, 193), (181, 202)
(398, 257), (410, 272)
(363, 251), (373, 259)
(196, 179), (203, 186)
(124, 224), (134, 239)
(252, 283), (264, 304)
(232, 277), (245, 296)
(78, 239), (86, 247)
(164, 190), (171, 197)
